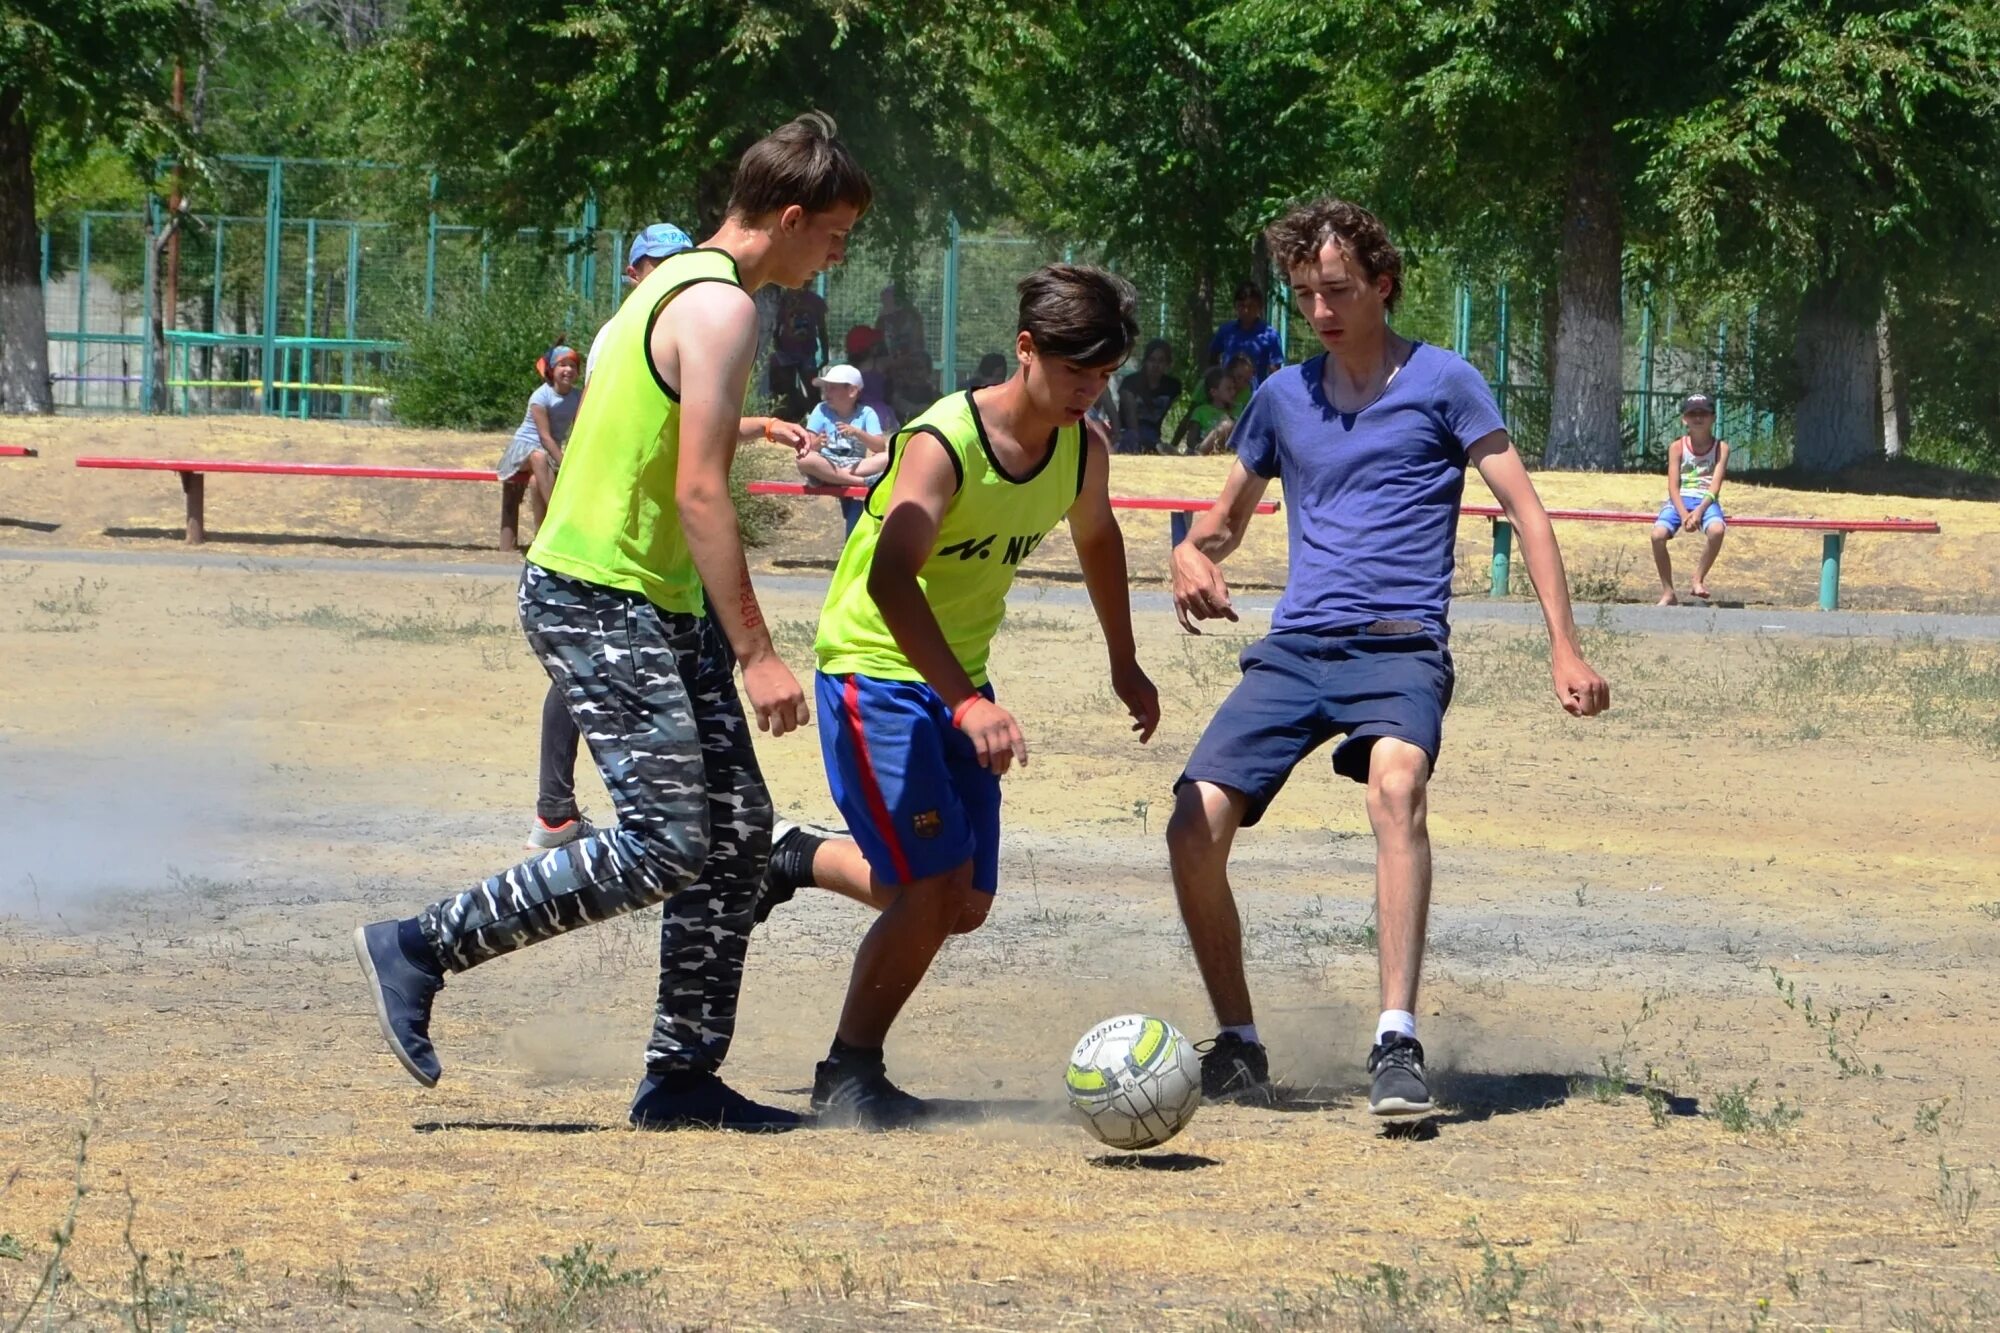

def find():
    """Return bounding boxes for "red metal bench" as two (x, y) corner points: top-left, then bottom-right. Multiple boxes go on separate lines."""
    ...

(1465, 505), (1942, 610)
(73, 456), (522, 548)
(747, 480), (1279, 544)
(0, 445), (38, 458)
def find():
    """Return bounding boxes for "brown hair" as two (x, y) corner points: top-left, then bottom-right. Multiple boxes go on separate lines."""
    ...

(727, 112), (873, 222)
(1016, 264), (1139, 367)
(1264, 198), (1403, 314)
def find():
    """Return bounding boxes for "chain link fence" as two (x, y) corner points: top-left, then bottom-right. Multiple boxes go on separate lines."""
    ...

(39, 155), (1788, 468)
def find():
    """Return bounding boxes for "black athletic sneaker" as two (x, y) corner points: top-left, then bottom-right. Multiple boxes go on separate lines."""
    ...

(755, 820), (838, 924)
(1367, 1034), (1434, 1116)
(629, 1071), (803, 1131)
(811, 1057), (928, 1130)
(1198, 1032), (1272, 1103)
(353, 919), (446, 1087)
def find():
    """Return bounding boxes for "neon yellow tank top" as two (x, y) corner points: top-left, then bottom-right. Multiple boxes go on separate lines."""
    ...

(814, 390), (1086, 686)
(528, 248), (741, 614)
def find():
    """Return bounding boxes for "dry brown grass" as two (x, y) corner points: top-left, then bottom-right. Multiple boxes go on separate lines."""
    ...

(1, 556), (1998, 1328)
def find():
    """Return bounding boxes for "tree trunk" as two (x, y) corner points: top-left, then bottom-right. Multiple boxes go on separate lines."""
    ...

(0, 87), (53, 414)
(1544, 123), (1624, 471)
(1183, 262), (1216, 377)
(1876, 305), (1908, 461)
(1792, 277), (1878, 473)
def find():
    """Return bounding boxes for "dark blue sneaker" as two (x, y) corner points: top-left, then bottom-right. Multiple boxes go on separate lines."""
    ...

(1367, 1035), (1434, 1116)
(1199, 1032), (1272, 1104)
(353, 919), (445, 1088)
(810, 1057), (928, 1130)
(629, 1071), (803, 1132)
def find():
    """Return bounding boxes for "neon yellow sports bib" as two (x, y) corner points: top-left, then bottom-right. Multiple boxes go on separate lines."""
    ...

(528, 248), (741, 614)
(815, 390), (1085, 685)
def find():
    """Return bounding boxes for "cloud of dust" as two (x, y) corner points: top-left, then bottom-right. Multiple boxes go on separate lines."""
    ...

(0, 736), (257, 913)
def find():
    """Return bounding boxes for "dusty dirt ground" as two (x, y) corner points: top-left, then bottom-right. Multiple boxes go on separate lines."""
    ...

(1, 533), (1998, 1329)
(3, 415), (1996, 613)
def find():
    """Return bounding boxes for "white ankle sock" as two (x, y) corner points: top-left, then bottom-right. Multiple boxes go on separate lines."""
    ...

(1220, 1023), (1261, 1046)
(1376, 1010), (1417, 1044)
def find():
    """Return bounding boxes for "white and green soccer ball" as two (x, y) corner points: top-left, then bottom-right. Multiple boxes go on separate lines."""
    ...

(1064, 1013), (1202, 1150)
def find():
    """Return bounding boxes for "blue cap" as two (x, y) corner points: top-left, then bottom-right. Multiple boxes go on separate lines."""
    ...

(628, 223), (693, 268)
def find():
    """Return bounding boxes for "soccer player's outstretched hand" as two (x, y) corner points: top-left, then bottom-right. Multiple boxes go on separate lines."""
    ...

(743, 652), (810, 737)
(1553, 652), (1610, 717)
(957, 697), (1028, 775)
(1172, 543), (1236, 635)
(1112, 659), (1161, 743)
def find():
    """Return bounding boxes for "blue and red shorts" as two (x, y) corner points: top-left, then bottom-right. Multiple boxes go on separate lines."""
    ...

(815, 671), (1002, 894)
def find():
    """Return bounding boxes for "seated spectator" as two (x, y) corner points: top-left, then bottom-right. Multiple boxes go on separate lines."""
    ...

(1168, 366), (1238, 456)
(769, 284), (830, 418)
(796, 363), (888, 536)
(1225, 351), (1257, 414)
(1118, 338), (1181, 454)
(497, 345), (581, 543)
(845, 324), (900, 433)
(962, 350), (1009, 390)
(1207, 280), (1285, 382)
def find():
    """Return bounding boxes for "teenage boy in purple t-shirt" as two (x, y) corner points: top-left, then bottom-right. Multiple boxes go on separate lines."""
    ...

(1167, 198), (1611, 1118)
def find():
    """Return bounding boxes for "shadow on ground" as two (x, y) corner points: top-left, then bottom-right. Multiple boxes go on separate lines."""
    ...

(1088, 1152), (1219, 1172)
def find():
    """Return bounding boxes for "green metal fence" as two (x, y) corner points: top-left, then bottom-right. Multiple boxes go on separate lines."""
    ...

(39, 153), (1786, 469)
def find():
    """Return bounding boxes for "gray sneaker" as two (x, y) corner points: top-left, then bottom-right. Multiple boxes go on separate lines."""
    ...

(525, 814), (597, 851)
(1367, 1035), (1434, 1116)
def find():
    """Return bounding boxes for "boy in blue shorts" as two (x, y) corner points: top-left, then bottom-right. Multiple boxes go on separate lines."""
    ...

(806, 264), (1162, 1127)
(1168, 198), (1611, 1117)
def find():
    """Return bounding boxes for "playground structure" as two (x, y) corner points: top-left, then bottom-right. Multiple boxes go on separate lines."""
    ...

(40, 155), (1787, 468)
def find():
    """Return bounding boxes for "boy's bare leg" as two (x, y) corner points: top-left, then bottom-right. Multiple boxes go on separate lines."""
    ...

(1692, 524), (1726, 598)
(1365, 738), (1432, 1016)
(1166, 781), (1255, 1027)
(810, 837), (895, 911)
(833, 863), (986, 1047)
(1650, 524), (1679, 605)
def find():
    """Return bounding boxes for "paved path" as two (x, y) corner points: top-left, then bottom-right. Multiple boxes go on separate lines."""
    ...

(4, 545), (1998, 641)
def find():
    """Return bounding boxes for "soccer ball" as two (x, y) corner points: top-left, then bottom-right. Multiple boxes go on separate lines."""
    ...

(1064, 1013), (1202, 1150)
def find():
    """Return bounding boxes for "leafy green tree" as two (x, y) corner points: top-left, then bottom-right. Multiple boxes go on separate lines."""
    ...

(1643, 0), (2000, 471)
(1232, 0), (1730, 470)
(992, 0), (1373, 370)
(2, 0), (203, 412)
(376, 0), (1011, 242)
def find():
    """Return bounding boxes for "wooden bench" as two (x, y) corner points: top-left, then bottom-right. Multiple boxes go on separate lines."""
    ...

(0, 446), (38, 458)
(1466, 505), (1942, 611)
(747, 480), (1279, 545)
(73, 456), (517, 547)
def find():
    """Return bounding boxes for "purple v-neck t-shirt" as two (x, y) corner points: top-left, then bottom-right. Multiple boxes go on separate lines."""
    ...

(1234, 341), (1505, 642)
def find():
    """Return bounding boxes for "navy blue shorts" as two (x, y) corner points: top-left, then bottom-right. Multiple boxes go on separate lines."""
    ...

(815, 671), (1002, 893)
(1176, 629), (1454, 826)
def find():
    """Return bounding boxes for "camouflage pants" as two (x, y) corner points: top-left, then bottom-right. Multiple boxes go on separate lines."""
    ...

(417, 563), (773, 1076)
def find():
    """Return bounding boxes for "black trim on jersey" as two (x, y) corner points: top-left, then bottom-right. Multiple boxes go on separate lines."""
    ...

(639, 249), (745, 402)
(864, 425), (963, 522)
(1075, 418), (1102, 501)
(964, 389), (1063, 485)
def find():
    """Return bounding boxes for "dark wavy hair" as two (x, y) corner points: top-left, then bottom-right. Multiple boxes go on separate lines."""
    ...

(1264, 198), (1404, 314)
(1016, 264), (1139, 367)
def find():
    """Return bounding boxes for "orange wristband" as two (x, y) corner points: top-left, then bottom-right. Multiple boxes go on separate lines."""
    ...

(951, 696), (984, 728)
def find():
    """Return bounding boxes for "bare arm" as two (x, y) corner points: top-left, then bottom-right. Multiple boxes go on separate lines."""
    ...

(1693, 441), (1729, 523)
(657, 283), (808, 734)
(1067, 421), (1158, 741)
(1170, 459), (1272, 634)
(867, 433), (1029, 772)
(1470, 430), (1610, 716)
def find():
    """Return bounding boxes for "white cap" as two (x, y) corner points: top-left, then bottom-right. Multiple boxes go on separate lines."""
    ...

(814, 363), (863, 389)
